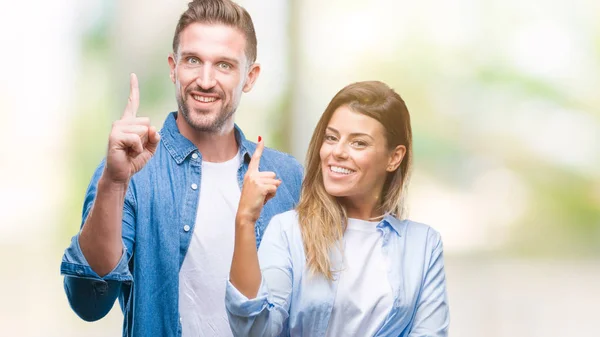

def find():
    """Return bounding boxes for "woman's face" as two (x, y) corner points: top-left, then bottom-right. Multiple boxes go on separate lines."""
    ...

(319, 105), (404, 210)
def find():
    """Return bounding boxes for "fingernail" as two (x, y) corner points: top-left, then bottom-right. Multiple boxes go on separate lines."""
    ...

(258, 136), (262, 142)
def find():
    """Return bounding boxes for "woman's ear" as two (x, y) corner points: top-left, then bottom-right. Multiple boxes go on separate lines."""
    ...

(386, 145), (406, 172)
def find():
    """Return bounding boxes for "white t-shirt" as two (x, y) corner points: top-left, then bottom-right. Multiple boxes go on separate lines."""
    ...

(325, 218), (394, 337)
(179, 152), (241, 337)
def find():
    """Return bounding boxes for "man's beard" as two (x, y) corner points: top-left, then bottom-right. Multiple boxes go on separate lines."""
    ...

(177, 87), (236, 133)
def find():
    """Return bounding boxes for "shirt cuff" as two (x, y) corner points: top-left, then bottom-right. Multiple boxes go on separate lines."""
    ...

(225, 277), (271, 317)
(60, 234), (133, 282)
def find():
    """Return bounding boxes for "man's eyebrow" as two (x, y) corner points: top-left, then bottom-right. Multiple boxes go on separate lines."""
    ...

(177, 51), (239, 66)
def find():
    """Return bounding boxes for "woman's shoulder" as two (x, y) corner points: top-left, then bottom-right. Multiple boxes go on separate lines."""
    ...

(271, 209), (299, 224)
(406, 219), (441, 239)
(260, 210), (305, 255)
(267, 210), (302, 235)
(387, 216), (443, 248)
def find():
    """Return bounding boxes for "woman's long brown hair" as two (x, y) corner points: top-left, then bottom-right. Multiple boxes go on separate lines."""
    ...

(296, 81), (413, 280)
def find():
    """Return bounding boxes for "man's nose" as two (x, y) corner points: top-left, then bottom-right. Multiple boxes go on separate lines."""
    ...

(196, 65), (216, 90)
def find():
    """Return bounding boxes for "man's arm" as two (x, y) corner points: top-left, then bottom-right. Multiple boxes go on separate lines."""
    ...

(78, 174), (129, 276)
(61, 162), (138, 321)
(61, 73), (160, 321)
(78, 73), (159, 276)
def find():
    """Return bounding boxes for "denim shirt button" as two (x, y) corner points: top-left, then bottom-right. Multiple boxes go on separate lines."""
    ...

(95, 281), (108, 294)
(183, 225), (190, 232)
(191, 153), (198, 159)
(191, 183), (198, 190)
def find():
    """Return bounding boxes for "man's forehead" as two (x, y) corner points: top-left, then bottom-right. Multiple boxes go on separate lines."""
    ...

(178, 22), (247, 55)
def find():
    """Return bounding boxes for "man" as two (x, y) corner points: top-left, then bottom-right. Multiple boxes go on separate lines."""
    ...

(60, 1), (303, 336)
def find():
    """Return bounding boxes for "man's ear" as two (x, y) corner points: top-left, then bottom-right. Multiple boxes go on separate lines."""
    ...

(168, 53), (176, 83)
(242, 63), (261, 93)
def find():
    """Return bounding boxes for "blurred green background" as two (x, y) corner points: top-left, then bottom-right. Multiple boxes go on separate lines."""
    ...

(0, 0), (598, 336)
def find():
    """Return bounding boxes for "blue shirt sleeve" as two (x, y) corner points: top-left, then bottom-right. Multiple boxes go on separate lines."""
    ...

(290, 158), (303, 204)
(60, 161), (136, 321)
(408, 230), (450, 336)
(226, 215), (293, 337)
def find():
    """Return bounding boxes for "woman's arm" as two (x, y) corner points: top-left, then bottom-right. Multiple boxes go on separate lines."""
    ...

(230, 138), (281, 298)
(227, 139), (293, 336)
(409, 232), (450, 336)
(226, 215), (294, 337)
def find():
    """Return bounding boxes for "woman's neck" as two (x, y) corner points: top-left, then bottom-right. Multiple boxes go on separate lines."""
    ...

(341, 197), (384, 221)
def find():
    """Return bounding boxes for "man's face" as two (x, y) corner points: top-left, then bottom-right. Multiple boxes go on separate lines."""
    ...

(168, 22), (260, 133)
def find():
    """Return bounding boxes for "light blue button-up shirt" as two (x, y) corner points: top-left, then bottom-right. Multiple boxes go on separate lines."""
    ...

(226, 210), (449, 337)
(60, 112), (303, 337)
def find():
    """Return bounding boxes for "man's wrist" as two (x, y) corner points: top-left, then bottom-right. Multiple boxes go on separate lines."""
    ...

(98, 171), (130, 193)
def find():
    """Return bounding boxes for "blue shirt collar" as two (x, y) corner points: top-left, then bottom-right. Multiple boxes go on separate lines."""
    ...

(379, 213), (406, 237)
(159, 111), (255, 165)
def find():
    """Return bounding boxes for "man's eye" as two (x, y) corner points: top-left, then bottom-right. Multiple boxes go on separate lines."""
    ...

(217, 62), (232, 70)
(187, 57), (200, 64)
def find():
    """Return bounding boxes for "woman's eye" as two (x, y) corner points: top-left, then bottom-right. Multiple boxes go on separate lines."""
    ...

(325, 135), (337, 142)
(351, 140), (367, 147)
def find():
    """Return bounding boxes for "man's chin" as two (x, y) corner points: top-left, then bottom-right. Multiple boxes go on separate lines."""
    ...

(187, 104), (216, 115)
(188, 118), (218, 132)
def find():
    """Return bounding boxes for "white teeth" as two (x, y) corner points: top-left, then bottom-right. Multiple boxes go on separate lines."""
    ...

(192, 95), (217, 103)
(330, 166), (354, 175)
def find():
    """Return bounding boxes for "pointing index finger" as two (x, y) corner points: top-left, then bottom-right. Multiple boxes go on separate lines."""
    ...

(248, 137), (264, 172)
(123, 73), (139, 118)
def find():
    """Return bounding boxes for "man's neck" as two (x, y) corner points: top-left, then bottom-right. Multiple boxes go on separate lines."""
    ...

(176, 115), (239, 163)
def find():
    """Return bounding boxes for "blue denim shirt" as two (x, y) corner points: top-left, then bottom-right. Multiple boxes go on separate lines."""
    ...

(61, 112), (303, 337)
(226, 210), (450, 337)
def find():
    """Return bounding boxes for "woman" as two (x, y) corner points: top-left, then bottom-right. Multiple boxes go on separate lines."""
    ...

(227, 81), (449, 336)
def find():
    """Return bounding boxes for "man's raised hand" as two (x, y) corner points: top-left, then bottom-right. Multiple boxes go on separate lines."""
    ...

(105, 73), (160, 184)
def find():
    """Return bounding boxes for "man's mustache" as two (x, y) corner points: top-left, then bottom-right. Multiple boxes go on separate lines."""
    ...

(187, 87), (224, 99)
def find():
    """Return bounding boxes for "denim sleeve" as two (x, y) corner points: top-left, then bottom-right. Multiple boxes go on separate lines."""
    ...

(409, 231), (450, 337)
(225, 216), (293, 337)
(286, 156), (303, 204)
(60, 161), (136, 322)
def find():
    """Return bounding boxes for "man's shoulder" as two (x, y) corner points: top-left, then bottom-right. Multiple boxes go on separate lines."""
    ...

(261, 147), (303, 186)
(261, 146), (301, 166)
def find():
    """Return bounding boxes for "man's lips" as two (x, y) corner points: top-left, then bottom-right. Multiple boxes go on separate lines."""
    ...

(191, 94), (219, 103)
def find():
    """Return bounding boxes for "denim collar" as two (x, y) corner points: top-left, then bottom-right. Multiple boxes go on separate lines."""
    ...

(159, 111), (256, 164)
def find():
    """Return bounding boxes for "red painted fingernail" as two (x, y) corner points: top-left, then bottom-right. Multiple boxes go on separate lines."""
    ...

(258, 136), (262, 142)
